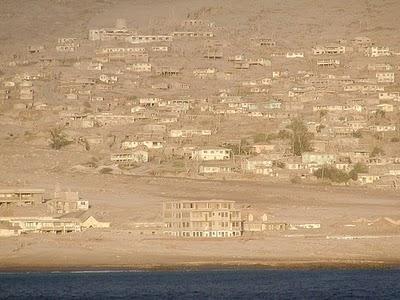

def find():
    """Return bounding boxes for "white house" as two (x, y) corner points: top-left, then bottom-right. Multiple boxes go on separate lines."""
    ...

(368, 46), (391, 57)
(122, 140), (163, 150)
(376, 72), (394, 83)
(302, 152), (336, 166)
(191, 147), (231, 161)
(242, 155), (273, 173)
(286, 52), (304, 58)
(111, 149), (149, 164)
(127, 63), (152, 72)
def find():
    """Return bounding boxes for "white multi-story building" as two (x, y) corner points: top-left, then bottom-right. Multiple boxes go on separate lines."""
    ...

(286, 52), (304, 58)
(163, 200), (243, 238)
(121, 140), (163, 150)
(368, 46), (391, 57)
(376, 72), (395, 83)
(191, 147), (231, 161)
(379, 92), (400, 100)
(127, 63), (152, 72)
(126, 35), (173, 44)
(312, 44), (346, 55)
(169, 129), (211, 138)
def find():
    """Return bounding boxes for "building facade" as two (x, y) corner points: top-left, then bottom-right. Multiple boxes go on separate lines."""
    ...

(0, 189), (45, 206)
(191, 147), (231, 161)
(163, 200), (243, 237)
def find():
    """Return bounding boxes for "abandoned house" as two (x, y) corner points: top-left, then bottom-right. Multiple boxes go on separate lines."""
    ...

(163, 200), (243, 237)
(46, 191), (89, 214)
(191, 147), (231, 161)
(0, 189), (45, 207)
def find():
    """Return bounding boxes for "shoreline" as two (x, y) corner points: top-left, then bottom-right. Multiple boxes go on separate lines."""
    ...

(1, 260), (400, 273)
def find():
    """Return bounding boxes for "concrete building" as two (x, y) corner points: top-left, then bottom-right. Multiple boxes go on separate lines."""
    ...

(358, 174), (381, 185)
(312, 44), (346, 55)
(191, 147), (231, 161)
(126, 35), (173, 44)
(0, 189), (45, 207)
(156, 66), (181, 77)
(169, 129), (211, 138)
(242, 155), (274, 173)
(0, 216), (110, 235)
(47, 191), (89, 214)
(127, 63), (152, 72)
(251, 38), (276, 47)
(0, 222), (21, 237)
(152, 46), (169, 52)
(163, 200), (243, 237)
(286, 52), (304, 58)
(368, 46), (391, 57)
(317, 59), (340, 67)
(198, 162), (235, 175)
(172, 31), (213, 38)
(111, 149), (149, 164)
(89, 28), (133, 41)
(302, 152), (336, 166)
(121, 140), (164, 150)
(376, 72), (395, 83)
(0, 217), (82, 234)
(90, 114), (136, 126)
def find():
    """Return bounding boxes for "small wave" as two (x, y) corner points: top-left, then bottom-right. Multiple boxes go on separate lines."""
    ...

(65, 270), (144, 274)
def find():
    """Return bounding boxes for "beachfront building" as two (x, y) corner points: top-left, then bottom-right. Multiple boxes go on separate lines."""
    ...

(0, 189), (45, 207)
(163, 200), (243, 237)
(0, 217), (82, 234)
(0, 216), (110, 235)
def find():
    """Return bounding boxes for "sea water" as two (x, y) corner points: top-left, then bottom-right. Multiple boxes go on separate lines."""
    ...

(0, 268), (400, 299)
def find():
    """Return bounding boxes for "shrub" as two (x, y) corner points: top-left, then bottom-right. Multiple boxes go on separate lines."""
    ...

(99, 167), (113, 174)
(352, 130), (362, 138)
(290, 176), (302, 184)
(277, 129), (290, 139)
(254, 133), (267, 143)
(274, 161), (285, 168)
(370, 146), (385, 157)
(49, 127), (72, 150)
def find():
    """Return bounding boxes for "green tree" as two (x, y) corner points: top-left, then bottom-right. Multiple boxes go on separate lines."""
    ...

(391, 137), (400, 143)
(277, 129), (290, 139)
(348, 163), (368, 180)
(253, 133), (267, 143)
(319, 110), (328, 119)
(370, 146), (385, 157)
(313, 166), (349, 183)
(287, 118), (313, 156)
(376, 110), (386, 119)
(316, 124), (325, 133)
(352, 130), (362, 138)
(49, 127), (72, 150)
